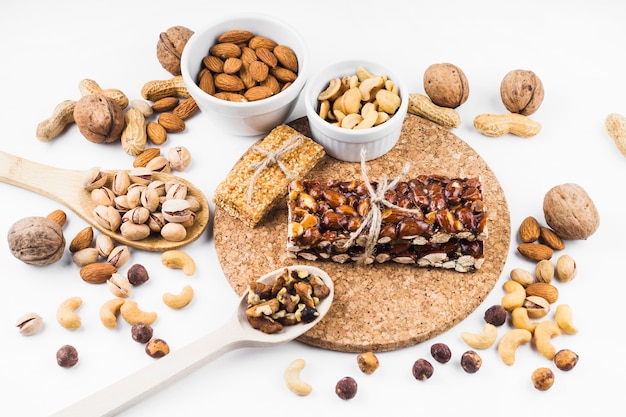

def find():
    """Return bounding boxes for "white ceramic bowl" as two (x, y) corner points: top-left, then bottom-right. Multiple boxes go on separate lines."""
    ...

(181, 13), (309, 136)
(304, 59), (408, 162)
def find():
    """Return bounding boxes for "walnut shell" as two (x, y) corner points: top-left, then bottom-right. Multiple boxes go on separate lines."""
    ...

(500, 69), (544, 115)
(157, 26), (194, 76)
(7, 216), (66, 265)
(73, 94), (124, 144)
(423, 63), (469, 108)
(543, 183), (599, 240)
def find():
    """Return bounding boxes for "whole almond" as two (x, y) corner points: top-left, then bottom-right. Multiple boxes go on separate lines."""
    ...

(249, 61), (269, 83)
(274, 45), (299, 73)
(146, 121), (167, 145)
(157, 112), (185, 133)
(270, 67), (297, 83)
(133, 148), (161, 168)
(47, 209), (67, 227)
(525, 282), (559, 304)
(209, 42), (241, 59)
(173, 97), (199, 120)
(69, 226), (94, 253)
(223, 57), (243, 74)
(151, 97), (179, 112)
(244, 86), (274, 102)
(202, 55), (224, 73)
(517, 243), (553, 261)
(539, 226), (565, 250)
(198, 70), (216, 95)
(248, 36), (277, 50)
(214, 73), (245, 92)
(80, 262), (117, 284)
(255, 47), (277, 68)
(519, 216), (540, 243)
(217, 30), (254, 44)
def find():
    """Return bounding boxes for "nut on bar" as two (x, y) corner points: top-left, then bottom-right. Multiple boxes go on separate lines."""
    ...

(213, 125), (325, 227)
(286, 175), (488, 272)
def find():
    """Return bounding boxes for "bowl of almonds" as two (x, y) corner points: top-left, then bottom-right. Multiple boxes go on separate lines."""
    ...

(180, 13), (309, 136)
(304, 59), (408, 162)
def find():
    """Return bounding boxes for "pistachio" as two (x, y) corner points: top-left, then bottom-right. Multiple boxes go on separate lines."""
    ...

(107, 245), (131, 268)
(112, 170), (131, 196)
(93, 205), (122, 231)
(534, 259), (554, 284)
(556, 254), (577, 282)
(95, 234), (115, 258)
(72, 247), (100, 266)
(16, 312), (44, 336)
(91, 187), (116, 206)
(120, 222), (151, 241)
(107, 273), (132, 298)
(129, 167), (153, 185)
(82, 167), (108, 191)
(167, 146), (191, 171)
(161, 198), (192, 223)
(524, 295), (550, 318)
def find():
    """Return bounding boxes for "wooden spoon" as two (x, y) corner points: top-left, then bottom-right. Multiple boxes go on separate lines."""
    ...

(0, 151), (210, 251)
(50, 265), (334, 417)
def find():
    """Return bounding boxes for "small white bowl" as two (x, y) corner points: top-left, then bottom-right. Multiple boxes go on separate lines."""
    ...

(304, 59), (408, 162)
(181, 13), (309, 136)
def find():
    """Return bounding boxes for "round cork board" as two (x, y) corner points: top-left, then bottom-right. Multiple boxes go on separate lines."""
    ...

(214, 114), (511, 353)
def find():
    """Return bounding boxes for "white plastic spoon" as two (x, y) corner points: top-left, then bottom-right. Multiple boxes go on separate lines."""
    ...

(50, 265), (334, 417)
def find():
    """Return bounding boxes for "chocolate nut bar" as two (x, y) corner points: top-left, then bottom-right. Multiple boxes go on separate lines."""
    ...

(213, 125), (326, 227)
(286, 175), (488, 272)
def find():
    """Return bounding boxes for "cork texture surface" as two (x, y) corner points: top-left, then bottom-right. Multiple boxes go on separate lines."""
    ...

(214, 114), (511, 353)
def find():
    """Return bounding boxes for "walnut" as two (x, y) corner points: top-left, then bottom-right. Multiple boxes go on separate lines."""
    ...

(500, 69), (544, 115)
(157, 26), (194, 76)
(73, 94), (124, 144)
(543, 183), (600, 240)
(423, 63), (469, 108)
(7, 216), (65, 265)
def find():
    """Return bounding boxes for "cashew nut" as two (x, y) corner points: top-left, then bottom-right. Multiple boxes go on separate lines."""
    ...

(497, 328), (532, 366)
(511, 307), (537, 334)
(99, 298), (126, 329)
(161, 250), (196, 276)
(534, 320), (562, 360)
(56, 296), (83, 330)
(284, 358), (312, 396)
(501, 280), (526, 311)
(162, 285), (194, 309)
(461, 323), (498, 349)
(555, 304), (578, 335)
(120, 300), (157, 325)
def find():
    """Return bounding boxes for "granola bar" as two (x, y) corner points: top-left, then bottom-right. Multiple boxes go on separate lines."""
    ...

(213, 124), (326, 227)
(286, 175), (488, 272)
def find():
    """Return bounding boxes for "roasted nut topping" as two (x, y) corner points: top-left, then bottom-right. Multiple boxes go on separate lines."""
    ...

(531, 367), (555, 391)
(412, 358), (434, 381)
(484, 304), (507, 326)
(554, 349), (579, 371)
(357, 352), (380, 375)
(460, 350), (482, 373)
(131, 322), (154, 344)
(56, 345), (79, 368)
(335, 376), (358, 400)
(430, 343), (452, 363)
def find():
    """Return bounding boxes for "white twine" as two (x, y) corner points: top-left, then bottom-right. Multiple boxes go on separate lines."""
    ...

(342, 148), (422, 264)
(246, 135), (303, 204)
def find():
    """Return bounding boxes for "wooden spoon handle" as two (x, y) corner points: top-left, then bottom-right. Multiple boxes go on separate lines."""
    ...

(0, 150), (85, 208)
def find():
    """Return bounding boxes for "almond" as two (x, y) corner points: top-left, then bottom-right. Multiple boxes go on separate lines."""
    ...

(69, 226), (94, 253)
(517, 243), (553, 261)
(274, 45), (298, 73)
(525, 282), (559, 304)
(209, 42), (241, 59)
(223, 57), (243, 74)
(270, 66), (297, 83)
(539, 226), (565, 250)
(146, 121), (167, 145)
(202, 55), (224, 73)
(244, 86), (274, 102)
(518, 216), (540, 243)
(217, 29), (254, 44)
(133, 147), (161, 168)
(173, 97), (199, 120)
(157, 112), (185, 133)
(255, 47), (277, 68)
(151, 97), (179, 112)
(249, 61), (269, 83)
(47, 209), (67, 227)
(80, 262), (117, 284)
(198, 70), (216, 95)
(214, 73), (245, 92)
(248, 35), (277, 50)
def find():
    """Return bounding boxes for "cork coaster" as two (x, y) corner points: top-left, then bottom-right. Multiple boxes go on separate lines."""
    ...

(214, 114), (511, 353)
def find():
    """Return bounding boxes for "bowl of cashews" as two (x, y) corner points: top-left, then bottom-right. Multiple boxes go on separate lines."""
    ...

(304, 59), (408, 162)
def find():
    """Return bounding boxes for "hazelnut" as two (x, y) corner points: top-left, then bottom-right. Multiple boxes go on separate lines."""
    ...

(145, 338), (170, 358)
(335, 376), (358, 400)
(423, 62), (470, 108)
(430, 343), (452, 363)
(127, 263), (150, 286)
(531, 367), (555, 391)
(543, 183), (600, 240)
(412, 358), (434, 381)
(73, 94), (125, 144)
(56, 344), (79, 368)
(500, 69), (544, 115)
(460, 350), (482, 373)
(554, 349), (579, 371)
(7, 216), (65, 266)
(157, 26), (194, 76)
(131, 322), (154, 344)
(356, 352), (379, 375)
(484, 304), (507, 326)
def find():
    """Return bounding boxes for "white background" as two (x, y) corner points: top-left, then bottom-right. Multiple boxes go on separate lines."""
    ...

(1, 1), (624, 416)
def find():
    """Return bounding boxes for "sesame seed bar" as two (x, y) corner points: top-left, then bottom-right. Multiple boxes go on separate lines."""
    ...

(286, 175), (488, 272)
(213, 124), (326, 228)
